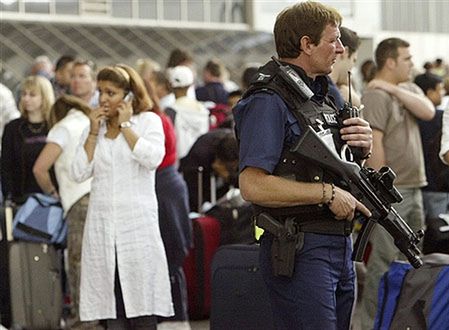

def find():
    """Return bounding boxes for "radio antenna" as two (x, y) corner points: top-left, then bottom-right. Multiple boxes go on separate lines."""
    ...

(347, 71), (352, 105)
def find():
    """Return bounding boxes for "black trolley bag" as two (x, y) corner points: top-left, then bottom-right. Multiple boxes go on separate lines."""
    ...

(210, 244), (275, 330)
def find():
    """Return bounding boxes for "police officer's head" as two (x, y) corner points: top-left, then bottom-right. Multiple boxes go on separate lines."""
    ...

(273, 1), (342, 59)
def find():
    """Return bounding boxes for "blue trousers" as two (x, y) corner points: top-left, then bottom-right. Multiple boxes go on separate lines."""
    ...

(259, 232), (355, 330)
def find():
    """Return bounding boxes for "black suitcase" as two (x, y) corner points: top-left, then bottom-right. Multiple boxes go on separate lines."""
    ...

(210, 244), (274, 330)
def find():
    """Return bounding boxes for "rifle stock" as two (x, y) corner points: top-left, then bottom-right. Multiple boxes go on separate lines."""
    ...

(291, 127), (423, 268)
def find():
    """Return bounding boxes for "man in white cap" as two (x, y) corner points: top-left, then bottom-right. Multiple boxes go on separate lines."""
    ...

(166, 65), (210, 160)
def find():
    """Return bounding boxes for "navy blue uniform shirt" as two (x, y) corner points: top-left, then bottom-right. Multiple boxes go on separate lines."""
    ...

(233, 67), (330, 174)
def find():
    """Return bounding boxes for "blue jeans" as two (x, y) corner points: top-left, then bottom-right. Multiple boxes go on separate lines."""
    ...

(259, 232), (355, 330)
(422, 191), (449, 219)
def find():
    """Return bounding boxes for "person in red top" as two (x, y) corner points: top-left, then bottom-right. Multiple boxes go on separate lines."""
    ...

(145, 78), (192, 327)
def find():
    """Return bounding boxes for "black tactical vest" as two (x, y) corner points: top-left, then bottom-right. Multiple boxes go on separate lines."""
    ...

(242, 60), (352, 235)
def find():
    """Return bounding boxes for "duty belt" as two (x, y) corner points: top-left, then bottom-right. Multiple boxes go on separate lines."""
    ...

(256, 209), (353, 236)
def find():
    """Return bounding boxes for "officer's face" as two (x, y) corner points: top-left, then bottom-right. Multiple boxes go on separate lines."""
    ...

(309, 24), (345, 76)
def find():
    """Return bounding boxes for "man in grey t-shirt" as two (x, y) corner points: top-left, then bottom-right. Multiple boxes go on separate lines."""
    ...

(359, 37), (435, 329)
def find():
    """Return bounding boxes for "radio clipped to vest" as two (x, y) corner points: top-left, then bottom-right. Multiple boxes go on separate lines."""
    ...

(271, 56), (314, 101)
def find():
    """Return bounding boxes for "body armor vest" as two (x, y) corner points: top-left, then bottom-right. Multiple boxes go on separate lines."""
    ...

(243, 61), (352, 235)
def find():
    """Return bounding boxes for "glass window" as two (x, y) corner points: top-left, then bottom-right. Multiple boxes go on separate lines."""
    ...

(0, 0), (19, 12)
(187, 0), (203, 22)
(164, 0), (181, 21)
(55, 1), (79, 15)
(210, 0), (226, 23)
(139, 0), (157, 20)
(25, 1), (49, 14)
(230, 0), (245, 23)
(112, 0), (132, 18)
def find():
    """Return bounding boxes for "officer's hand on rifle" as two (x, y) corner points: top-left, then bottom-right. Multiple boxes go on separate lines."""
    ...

(328, 185), (371, 221)
(340, 117), (372, 158)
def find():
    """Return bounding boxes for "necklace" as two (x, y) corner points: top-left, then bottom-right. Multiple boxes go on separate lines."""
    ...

(27, 122), (46, 134)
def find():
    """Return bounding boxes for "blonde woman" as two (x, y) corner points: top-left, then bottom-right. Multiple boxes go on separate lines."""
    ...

(1, 76), (55, 204)
(72, 64), (173, 328)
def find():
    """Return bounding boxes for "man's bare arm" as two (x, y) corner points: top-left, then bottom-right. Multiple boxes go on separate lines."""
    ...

(239, 167), (371, 220)
(368, 79), (435, 120)
(365, 129), (386, 170)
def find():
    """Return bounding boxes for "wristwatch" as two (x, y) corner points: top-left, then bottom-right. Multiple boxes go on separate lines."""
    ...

(119, 121), (132, 129)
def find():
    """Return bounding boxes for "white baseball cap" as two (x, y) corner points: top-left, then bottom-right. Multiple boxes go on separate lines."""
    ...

(167, 65), (194, 88)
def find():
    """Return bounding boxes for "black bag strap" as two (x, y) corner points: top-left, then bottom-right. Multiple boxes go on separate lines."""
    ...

(15, 222), (52, 240)
(31, 194), (62, 208)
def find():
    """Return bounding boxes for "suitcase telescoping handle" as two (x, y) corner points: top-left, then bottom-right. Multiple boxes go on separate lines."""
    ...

(197, 166), (218, 213)
(5, 200), (14, 241)
(198, 166), (204, 214)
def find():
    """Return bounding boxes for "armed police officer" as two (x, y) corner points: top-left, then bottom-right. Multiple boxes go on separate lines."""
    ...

(233, 2), (373, 329)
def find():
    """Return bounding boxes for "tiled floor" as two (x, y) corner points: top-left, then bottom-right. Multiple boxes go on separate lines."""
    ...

(190, 320), (210, 330)
(185, 302), (363, 330)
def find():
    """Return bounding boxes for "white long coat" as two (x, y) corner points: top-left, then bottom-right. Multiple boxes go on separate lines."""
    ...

(71, 112), (173, 321)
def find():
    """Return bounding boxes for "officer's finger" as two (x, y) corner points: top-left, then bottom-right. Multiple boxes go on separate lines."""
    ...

(355, 200), (372, 218)
(346, 209), (355, 221)
(342, 117), (369, 127)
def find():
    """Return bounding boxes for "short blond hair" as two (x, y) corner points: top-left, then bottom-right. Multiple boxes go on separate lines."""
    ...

(19, 76), (55, 121)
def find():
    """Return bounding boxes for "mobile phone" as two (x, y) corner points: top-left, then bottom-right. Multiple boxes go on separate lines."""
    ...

(124, 92), (134, 102)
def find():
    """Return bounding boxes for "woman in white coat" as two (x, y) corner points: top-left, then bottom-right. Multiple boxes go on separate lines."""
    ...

(72, 64), (173, 329)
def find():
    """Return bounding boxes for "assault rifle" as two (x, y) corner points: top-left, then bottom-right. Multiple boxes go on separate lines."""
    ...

(291, 126), (424, 268)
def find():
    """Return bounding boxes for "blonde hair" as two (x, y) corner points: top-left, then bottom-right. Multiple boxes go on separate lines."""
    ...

(19, 76), (55, 121)
(136, 58), (161, 78)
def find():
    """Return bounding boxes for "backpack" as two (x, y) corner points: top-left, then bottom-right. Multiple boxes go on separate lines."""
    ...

(374, 254), (449, 330)
(12, 193), (67, 246)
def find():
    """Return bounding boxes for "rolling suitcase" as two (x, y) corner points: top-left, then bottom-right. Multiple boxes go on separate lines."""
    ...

(183, 215), (221, 320)
(183, 167), (221, 319)
(0, 205), (13, 327)
(9, 241), (63, 329)
(210, 244), (275, 330)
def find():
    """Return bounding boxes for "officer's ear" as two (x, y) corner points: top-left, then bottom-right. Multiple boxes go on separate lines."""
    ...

(299, 35), (314, 56)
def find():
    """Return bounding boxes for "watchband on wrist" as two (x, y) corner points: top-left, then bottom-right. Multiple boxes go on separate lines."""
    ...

(119, 121), (132, 129)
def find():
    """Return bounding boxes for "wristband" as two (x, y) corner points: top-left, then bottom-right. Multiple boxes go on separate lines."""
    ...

(321, 182), (326, 204)
(327, 183), (336, 206)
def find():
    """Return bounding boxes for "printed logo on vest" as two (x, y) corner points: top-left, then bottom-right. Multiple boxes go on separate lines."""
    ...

(257, 73), (271, 81)
(323, 113), (338, 125)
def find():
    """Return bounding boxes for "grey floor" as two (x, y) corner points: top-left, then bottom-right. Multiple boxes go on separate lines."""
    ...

(187, 300), (363, 330)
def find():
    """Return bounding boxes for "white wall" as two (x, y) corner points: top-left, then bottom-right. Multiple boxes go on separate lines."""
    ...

(249, 0), (449, 69)
(373, 32), (449, 70)
(251, 0), (382, 35)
